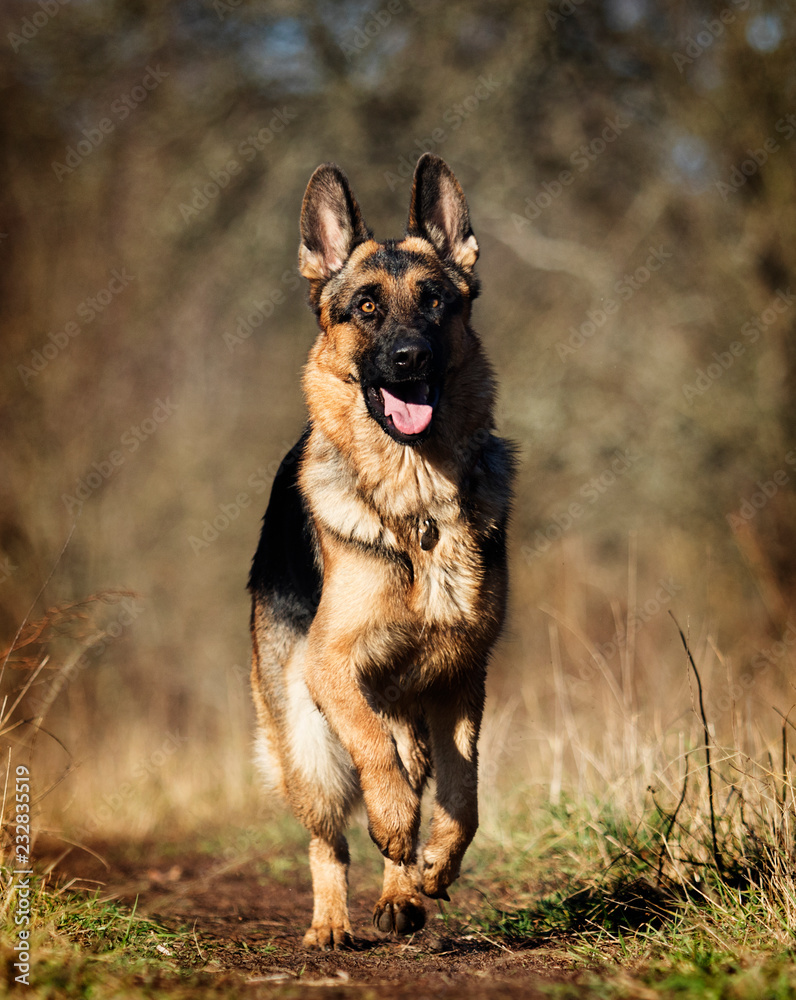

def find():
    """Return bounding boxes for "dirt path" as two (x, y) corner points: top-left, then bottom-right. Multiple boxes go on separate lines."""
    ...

(42, 836), (581, 997)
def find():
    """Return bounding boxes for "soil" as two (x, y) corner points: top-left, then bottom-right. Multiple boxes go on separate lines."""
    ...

(39, 834), (585, 998)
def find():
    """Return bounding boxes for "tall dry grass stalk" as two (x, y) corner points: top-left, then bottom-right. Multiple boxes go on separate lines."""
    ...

(0, 588), (141, 865)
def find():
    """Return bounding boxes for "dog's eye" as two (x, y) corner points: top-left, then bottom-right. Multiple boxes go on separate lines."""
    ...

(429, 298), (440, 309)
(359, 299), (376, 315)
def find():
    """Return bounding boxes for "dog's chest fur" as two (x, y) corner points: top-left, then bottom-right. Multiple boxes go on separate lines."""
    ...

(301, 428), (504, 631)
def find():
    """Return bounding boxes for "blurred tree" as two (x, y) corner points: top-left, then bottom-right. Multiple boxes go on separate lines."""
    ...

(2, 0), (796, 786)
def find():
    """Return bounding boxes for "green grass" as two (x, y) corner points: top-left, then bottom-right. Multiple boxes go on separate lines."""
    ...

(2, 877), (183, 990)
(3, 777), (796, 1000)
(0, 873), (288, 998)
(56, 893), (179, 955)
(470, 781), (796, 999)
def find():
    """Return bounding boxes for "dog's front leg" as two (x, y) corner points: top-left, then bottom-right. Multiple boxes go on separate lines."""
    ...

(420, 679), (486, 898)
(305, 629), (421, 867)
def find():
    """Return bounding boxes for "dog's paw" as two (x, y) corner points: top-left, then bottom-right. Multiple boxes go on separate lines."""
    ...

(420, 850), (457, 900)
(367, 819), (417, 866)
(373, 894), (426, 935)
(302, 923), (353, 950)
(364, 781), (420, 866)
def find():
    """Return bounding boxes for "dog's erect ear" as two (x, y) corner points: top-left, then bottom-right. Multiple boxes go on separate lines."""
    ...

(406, 154), (479, 273)
(299, 164), (372, 282)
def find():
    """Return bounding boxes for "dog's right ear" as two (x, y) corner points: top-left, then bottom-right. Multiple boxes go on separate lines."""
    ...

(299, 164), (372, 283)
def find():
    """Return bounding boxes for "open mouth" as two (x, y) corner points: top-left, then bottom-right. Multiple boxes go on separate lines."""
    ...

(365, 381), (440, 442)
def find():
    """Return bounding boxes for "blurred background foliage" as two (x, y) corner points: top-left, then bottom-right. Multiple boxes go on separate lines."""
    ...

(2, 0), (796, 834)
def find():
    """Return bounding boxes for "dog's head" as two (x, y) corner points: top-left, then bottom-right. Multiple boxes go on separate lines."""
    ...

(299, 155), (482, 448)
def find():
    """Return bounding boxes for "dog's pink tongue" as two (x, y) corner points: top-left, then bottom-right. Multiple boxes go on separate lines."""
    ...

(381, 387), (433, 436)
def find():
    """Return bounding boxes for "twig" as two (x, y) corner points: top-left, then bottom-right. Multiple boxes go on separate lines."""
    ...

(772, 705), (796, 735)
(473, 928), (515, 954)
(670, 612), (722, 874)
(192, 919), (205, 962)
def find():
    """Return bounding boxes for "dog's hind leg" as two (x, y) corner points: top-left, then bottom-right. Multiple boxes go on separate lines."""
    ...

(281, 645), (360, 949)
(253, 627), (359, 950)
(304, 833), (352, 949)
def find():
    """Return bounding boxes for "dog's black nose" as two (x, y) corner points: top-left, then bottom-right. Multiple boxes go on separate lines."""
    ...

(390, 337), (432, 374)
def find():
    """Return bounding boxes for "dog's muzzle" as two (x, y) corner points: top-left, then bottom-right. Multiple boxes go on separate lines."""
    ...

(363, 335), (441, 444)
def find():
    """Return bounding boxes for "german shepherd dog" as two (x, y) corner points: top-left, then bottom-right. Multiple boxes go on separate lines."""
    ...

(248, 154), (515, 949)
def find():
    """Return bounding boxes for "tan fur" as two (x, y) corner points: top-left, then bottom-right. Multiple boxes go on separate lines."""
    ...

(249, 156), (514, 948)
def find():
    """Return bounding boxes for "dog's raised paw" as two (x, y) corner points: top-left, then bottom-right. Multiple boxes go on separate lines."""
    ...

(420, 855), (456, 900)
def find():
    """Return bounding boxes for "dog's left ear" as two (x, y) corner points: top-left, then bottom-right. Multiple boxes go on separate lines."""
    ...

(406, 154), (479, 273)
